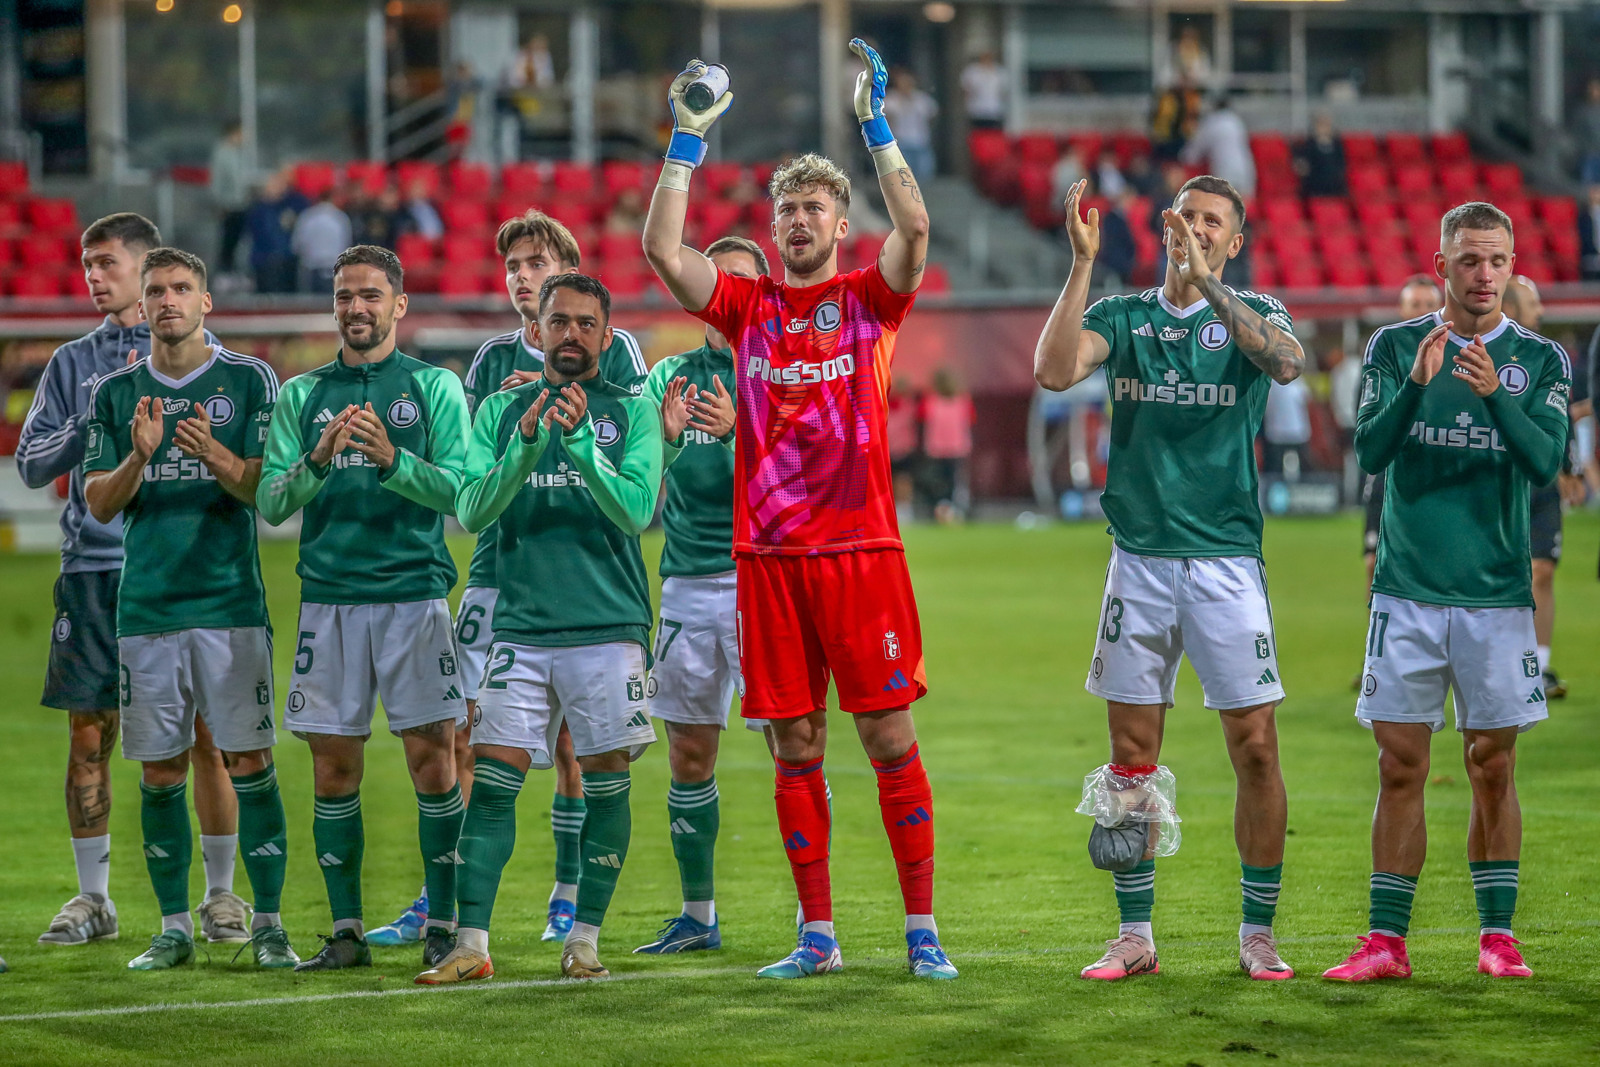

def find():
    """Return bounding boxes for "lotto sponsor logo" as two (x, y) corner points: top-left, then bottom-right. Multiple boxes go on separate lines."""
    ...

(746, 352), (856, 387)
(160, 398), (192, 415)
(1408, 413), (1506, 453)
(1113, 372), (1238, 407)
(144, 446), (218, 483)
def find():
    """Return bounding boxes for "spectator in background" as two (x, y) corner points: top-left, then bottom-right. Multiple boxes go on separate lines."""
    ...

(1173, 25), (1214, 88)
(1150, 81), (1203, 163)
(960, 50), (1007, 130)
(1122, 153), (1162, 198)
(1095, 189), (1138, 289)
(1180, 94), (1255, 196)
(399, 179), (445, 241)
(506, 34), (556, 91)
(351, 184), (405, 249)
(1579, 184), (1600, 279)
(1324, 345), (1363, 502)
(292, 188), (353, 293)
(1094, 149), (1127, 198)
(245, 168), (307, 294)
(920, 369), (976, 523)
(884, 68), (939, 178)
(1577, 78), (1600, 184)
(1263, 376), (1312, 479)
(1294, 112), (1347, 198)
(210, 122), (251, 275)
(604, 187), (647, 235)
(887, 377), (921, 524)
(1052, 144), (1088, 204)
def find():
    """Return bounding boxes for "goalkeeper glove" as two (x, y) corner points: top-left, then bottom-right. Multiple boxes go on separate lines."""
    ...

(849, 38), (893, 149)
(665, 59), (733, 169)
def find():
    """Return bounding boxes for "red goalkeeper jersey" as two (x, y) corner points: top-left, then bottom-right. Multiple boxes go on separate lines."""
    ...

(691, 263), (916, 556)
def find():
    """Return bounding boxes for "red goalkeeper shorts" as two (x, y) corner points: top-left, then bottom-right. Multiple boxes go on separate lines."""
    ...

(736, 548), (928, 721)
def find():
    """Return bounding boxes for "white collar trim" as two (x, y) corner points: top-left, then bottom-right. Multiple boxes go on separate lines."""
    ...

(146, 344), (219, 389)
(1437, 311), (1510, 348)
(520, 329), (543, 360)
(1157, 290), (1210, 319)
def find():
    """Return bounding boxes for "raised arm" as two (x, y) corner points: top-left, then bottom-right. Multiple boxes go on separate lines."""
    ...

(642, 60), (731, 313)
(1035, 180), (1112, 391)
(851, 40), (930, 295)
(1166, 210), (1304, 384)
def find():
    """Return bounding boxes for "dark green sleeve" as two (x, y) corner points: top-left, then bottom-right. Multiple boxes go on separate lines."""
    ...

(1082, 295), (1120, 348)
(256, 374), (326, 525)
(1483, 355), (1570, 487)
(82, 383), (123, 475)
(455, 391), (549, 533)
(1355, 334), (1423, 476)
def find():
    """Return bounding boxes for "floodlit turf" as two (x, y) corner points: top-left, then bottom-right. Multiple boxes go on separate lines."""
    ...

(0, 514), (1596, 1065)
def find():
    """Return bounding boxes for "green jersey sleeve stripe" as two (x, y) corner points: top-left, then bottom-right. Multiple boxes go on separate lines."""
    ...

(216, 350), (281, 401)
(613, 327), (648, 378)
(464, 331), (520, 400)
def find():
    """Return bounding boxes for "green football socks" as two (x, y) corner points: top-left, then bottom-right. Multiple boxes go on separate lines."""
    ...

(1369, 871), (1419, 937)
(1470, 861), (1518, 934)
(417, 783), (466, 930)
(312, 792), (364, 926)
(232, 765), (287, 915)
(668, 776), (720, 915)
(575, 772), (631, 927)
(551, 791), (586, 889)
(1240, 862), (1282, 928)
(1113, 859), (1156, 925)
(456, 758), (525, 933)
(140, 780), (192, 920)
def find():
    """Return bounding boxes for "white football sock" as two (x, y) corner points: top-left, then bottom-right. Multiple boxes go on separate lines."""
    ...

(684, 900), (715, 925)
(72, 834), (111, 899)
(1240, 923), (1273, 939)
(1537, 645), (1551, 674)
(162, 911), (195, 936)
(550, 882), (578, 905)
(566, 920), (601, 948)
(906, 914), (937, 937)
(200, 834), (238, 894)
(458, 927), (490, 954)
(252, 911), (281, 931)
(1120, 921), (1154, 948)
(801, 920), (836, 941)
(333, 918), (364, 937)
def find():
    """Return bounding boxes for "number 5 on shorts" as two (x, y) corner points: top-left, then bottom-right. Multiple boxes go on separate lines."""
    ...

(295, 631), (315, 675)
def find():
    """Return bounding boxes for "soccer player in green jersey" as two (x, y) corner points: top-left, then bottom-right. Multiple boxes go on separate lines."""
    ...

(415, 273), (662, 985)
(631, 236), (749, 956)
(256, 245), (471, 973)
(372, 210), (647, 948)
(1034, 176), (1305, 981)
(1324, 203), (1570, 983)
(82, 247), (295, 970)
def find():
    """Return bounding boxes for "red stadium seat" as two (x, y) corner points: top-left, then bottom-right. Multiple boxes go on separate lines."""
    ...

(1353, 198), (1398, 228)
(27, 198), (78, 234)
(1326, 259), (1371, 288)
(1016, 133), (1059, 166)
(0, 161), (28, 197)
(1260, 198), (1302, 227)
(492, 195), (533, 225)
(1408, 230), (1440, 260)
(1431, 132), (1471, 163)
(405, 263), (441, 293)
(1251, 253), (1279, 289)
(344, 161), (389, 197)
(395, 233), (437, 265)
(18, 233), (70, 265)
(448, 162), (494, 199)
(1346, 165), (1390, 198)
(696, 200), (744, 241)
(1392, 164), (1433, 197)
(1110, 133), (1151, 168)
(1516, 227), (1547, 257)
(9, 270), (64, 297)
(1250, 134), (1292, 172)
(1436, 161), (1478, 202)
(1516, 256), (1554, 285)
(596, 231), (638, 264)
(1480, 163), (1523, 198)
(602, 161), (648, 197)
(1255, 169), (1299, 198)
(699, 162), (745, 196)
(550, 162), (597, 196)
(1497, 196), (1533, 229)
(1268, 230), (1313, 261)
(436, 267), (483, 297)
(395, 161), (442, 197)
(440, 234), (481, 263)
(968, 129), (1009, 167)
(1317, 230), (1361, 260)
(293, 162), (337, 199)
(1278, 259), (1323, 288)
(1343, 133), (1380, 166)
(600, 265), (649, 298)
(1306, 198), (1352, 228)
(1385, 133), (1427, 164)
(1370, 257), (1415, 290)
(1399, 198), (1443, 234)
(1536, 196), (1578, 229)
(1545, 227), (1580, 262)
(439, 200), (490, 233)
(921, 263), (952, 293)
(1364, 232), (1407, 261)
(1066, 133), (1104, 166)
(500, 162), (543, 199)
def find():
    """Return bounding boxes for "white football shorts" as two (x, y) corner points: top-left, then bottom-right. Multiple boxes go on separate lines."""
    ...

(649, 573), (740, 728)
(284, 599), (467, 736)
(1356, 592), (1548, 733)
(119, 627), (275, 761)
(454, 586), (498, 702)
(473, 640), (656, 768)
(1085, 543), (1286, 711)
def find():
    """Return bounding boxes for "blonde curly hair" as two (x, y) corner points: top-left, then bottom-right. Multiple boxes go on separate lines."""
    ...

(768, 153), (851, 215)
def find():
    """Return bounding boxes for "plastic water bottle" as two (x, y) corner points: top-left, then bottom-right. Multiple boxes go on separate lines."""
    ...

(684, 64), (729, 113)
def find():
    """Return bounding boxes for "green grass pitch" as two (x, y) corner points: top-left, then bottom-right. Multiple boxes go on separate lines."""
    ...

(0, 514), (1596, 1065)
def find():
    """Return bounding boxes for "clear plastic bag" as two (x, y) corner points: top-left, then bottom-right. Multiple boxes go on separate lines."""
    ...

(1075, 764), (1181, 858)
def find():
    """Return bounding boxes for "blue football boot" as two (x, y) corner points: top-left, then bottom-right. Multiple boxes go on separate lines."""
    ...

(367, 889), (428, 947)
(757, 930), (842, 979)
(633, 913), (722, 954)
(541, 898), (576, 942)
(907, 929), (958, 979)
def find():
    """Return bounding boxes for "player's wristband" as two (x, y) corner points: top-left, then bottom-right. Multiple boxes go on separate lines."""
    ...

(302, 450), (331, 479)
(658, 160), (693, 193)
(869, 140), (908, 177)
(665, 130), (708, 169)
(859, 114), (894, 150)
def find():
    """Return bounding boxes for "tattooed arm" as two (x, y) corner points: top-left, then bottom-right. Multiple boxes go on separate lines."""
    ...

(1166, 209), (1305, 384)
(876, 163), (931, 295)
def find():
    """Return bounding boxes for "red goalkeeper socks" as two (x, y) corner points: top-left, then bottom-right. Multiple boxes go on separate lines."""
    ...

(774, 756), (832, 923)
(872, 742), (935, 915)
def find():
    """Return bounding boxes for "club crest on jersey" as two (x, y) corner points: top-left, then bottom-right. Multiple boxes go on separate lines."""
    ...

(287, 691), (306, 713)
(593, 417), (621, 446)
(1159, 326), (1189, 342)
(53, 617), (71, 642)
(1198, 321), (1230, 350)
(161, 397), (191, 415)
(388, 398), (420, 427)
(1497, 363), (1530, 395)
(202, 394), (235, 426)
(812, 301), (842, 332)
(883, 631), (901, 660)
(1362, 674), (1378, 696)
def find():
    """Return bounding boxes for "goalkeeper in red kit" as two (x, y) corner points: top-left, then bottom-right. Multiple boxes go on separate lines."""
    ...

(643, 42), (955, 980)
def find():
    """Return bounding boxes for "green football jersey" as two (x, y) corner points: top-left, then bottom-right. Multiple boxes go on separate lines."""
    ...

(644, 344), (736, 578)
(1085, 286), (1294, 559)
(257, 348), (470, 605)
(461, 326), (646, 589)
(456, 374), (662, 650)
(1357, 312), (1571, 608)
(82, 347), (276, 636)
